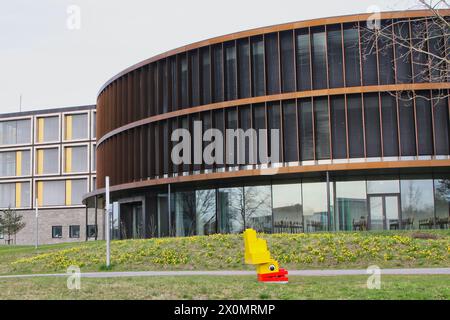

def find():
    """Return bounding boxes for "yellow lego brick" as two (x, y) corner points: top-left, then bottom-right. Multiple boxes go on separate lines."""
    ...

(243, 228), (271, 265)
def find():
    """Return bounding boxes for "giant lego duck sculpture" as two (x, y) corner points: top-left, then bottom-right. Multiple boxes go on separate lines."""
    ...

(243, 228), (288, 283)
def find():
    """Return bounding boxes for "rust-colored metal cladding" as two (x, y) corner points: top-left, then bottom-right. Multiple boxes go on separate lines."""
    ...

(86, 10), (450, 239)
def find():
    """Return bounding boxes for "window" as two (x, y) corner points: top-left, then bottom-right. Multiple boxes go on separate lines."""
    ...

(38, 180), (65, 207)
(267, 102), (281, 164)
(298, 98), (314, 161)
(343, 23), (361, 87)
(92, 112), (96, 138)
(224, 42), (237, 101)
(92, 144), (96, 171)
(433, 94), (450, 155)
(311, 27), (327, 89)
(401, 178), (435, 229)
(218, 187), (244, 233)
(87, 225), (97, 238)
(65, 113), (88, 140)
(335, 180), (367, 231)
(0, 150), (30, 177)
(415, 92), (433, 155)
(364, 93), (381, 157)
(69, 179), (87, 205)
(212, 44), (224, 103)
(237, 38), (251, 99)
(398, 93), (416, 156)
(252, 104), (266, 164)
(360, 27), (378, 85)
(381, 93), (399, 157)
(0, 182), (30, 208)
(200, 47), (211, 105)
(213, 110), (225, 169)
(52, 226), (62, 238)
(251, 36), (265, 96)
(25, 122), (46, 150)
(330, 95), (346, 159)
(411, 19), (428, 83)
(36, 148), (59, 175)
(180, 54), (188, 108)
(69, 225), (80, 238)
(226, 108), (238, 166)
(367, 179), (400, 194)
(378, 20), (395, 84)
(239, 106), (251, 166)
(64, 145), (88, 173)
(244, 185), (272, 233)
(189, 50), (200, 106)
(265, 33), (280, 95)
(302, 181), (329, 232)
(273, 182), (302, 233)
(347, 94), (365, 158)
(280, 30), (295, 93)
(282, 100), (298, 162)
(296, 28), (312, 91)
(434, 177), (450, 221)
(314, 97), (330, 159)
(394, 20), (412, 83)
(0, 119), (31, 145)
(327, 24), (344, 88)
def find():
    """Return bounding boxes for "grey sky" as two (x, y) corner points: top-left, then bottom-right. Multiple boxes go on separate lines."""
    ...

(0, 0), (417, 114)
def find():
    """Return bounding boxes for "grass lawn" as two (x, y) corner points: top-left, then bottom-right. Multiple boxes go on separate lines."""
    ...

(0, 230), (449, 275)
(0, 275), (448, 300)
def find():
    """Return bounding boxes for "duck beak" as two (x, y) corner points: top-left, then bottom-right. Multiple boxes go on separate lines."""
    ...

(257, 268), (289, 283)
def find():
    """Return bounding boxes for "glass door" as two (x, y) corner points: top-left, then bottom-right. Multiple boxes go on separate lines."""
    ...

(369, 196), (384, 230)
(368, 194), (400, 230)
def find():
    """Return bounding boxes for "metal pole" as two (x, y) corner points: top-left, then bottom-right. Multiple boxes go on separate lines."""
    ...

(105, 176), (111, 267)
(35, 198), (38, 249)
(326, 171), (331, 231)
(167, 184), (171, 237)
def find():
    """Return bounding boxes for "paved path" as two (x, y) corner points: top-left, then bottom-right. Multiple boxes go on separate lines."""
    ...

(0, 268), (449, 279)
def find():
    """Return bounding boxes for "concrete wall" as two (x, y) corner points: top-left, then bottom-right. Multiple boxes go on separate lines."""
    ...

(1, 207), (104, 245)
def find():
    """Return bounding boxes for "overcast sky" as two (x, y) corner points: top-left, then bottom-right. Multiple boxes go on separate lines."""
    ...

(0, 0), (418, 114)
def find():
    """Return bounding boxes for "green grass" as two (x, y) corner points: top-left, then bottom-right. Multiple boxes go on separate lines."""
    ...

(0, 230), (448, 275)
(0, 275), (448, 300)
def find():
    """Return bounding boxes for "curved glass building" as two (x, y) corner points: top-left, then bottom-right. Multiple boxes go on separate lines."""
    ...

(85, 10), (450, 239)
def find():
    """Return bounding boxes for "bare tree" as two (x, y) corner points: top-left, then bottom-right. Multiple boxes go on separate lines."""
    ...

(360, 1), (449, 102)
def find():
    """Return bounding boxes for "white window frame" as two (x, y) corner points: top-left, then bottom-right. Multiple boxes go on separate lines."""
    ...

(34, 113), (61, 145)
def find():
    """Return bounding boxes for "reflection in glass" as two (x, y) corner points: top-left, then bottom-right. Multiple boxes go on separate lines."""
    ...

(367, 179), (400, 194)
(244, 185), (272, 233)
(399, 94), (416, 156)
(381, 93), (399, 157)
(273, 183), (302, 233)
(434, 178), (450, 228)
(265, 33), (280, 95)
(218, 187), (244, 233)
(335, 181), (367, 231)
(385, 196), (400, 230)
(433, 95), (449, 155)
(327, 24), (344, 88)
(302, 182), (328, 232)
(347, 94), (364, 158)
(296, 28), (311, 91)
(311, 27), (327, 89)
(298, 98), (314, 161)
(343, 23), (361, 87)
(364, 93), (381, 157)
(369, 196), (383, 230)
(415, 93), (433, 156)
(251, 36), (265, 96)
(401, 179), (435, 229)
(314, 97), (330, 159)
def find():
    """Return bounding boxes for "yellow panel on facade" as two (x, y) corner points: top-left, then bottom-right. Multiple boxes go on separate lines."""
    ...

(15, 183), (21, 208)
(16, 151), (22, 176)
(65, 180), (72, 206)
(37, 181), (43, 206)
(37, 149), (44, 174)
(37, 118), (44, 143)
(65, 147), (72, 173)
(65, 115), (73, 140)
